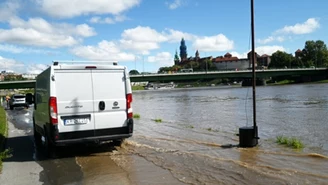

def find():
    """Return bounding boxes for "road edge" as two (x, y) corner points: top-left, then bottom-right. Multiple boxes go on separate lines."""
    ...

(0, 106), (9, 172)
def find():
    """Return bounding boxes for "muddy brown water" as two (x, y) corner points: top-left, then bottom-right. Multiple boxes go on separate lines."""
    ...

(4, 83), (328, 185)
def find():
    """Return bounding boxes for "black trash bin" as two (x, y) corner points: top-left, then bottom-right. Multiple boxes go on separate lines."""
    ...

(239, 126), (258, 147)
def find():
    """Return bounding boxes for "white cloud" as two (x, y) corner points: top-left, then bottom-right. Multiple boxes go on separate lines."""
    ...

(70, 40), (135, 61)
(119, 26), (233, 54)
(0, 1), (19, 22)
(147, 52), (173, 66)
(0, 56), (25, 73)
(164, 29), (197, 42)
(255, 45), (285, 55)
(192, 34), (234, 52)
(276, 18), (320, 35)
(230, 51), (248, 59)
(0, 17), (96, 48)
(89, 15), (128, 24)
(119, 26), (167, 54)
(166, 0), (183, 10)
(230, 45), (285, 59)
(0, 56), (49, 74)
(26, 63), (49, 74)
(122, 26), (168, 42)
(258, 36), (285, 44)
(37, 0), (141, 18)
(258, 18), (320, 44)
(0, 44), (55, 54)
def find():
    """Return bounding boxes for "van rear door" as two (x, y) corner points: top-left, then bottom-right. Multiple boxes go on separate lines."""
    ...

(55, 69), (95, 133)
(91, 69), (127, 130)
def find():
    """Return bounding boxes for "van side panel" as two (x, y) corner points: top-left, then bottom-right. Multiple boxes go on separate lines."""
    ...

(54, 69), (95, 133)
(91, 69), (127, 130)
(34, 67), (51, 128)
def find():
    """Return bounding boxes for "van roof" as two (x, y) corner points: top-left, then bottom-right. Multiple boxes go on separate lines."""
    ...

(51, 61), (126, 70)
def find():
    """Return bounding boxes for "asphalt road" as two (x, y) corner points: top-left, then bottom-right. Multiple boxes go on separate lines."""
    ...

(0, 105), (184, 185)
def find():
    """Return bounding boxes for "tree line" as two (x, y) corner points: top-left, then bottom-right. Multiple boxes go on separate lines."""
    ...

(269, 40), (328, 68)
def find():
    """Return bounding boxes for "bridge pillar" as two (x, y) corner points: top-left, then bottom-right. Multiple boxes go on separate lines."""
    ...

(241, 78), (266, 87)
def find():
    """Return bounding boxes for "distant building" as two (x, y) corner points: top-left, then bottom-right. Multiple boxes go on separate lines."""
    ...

(257, 54), (271, 67)
(0, 74), (4, 81)
(213, 52), (250, 70)
(22, 73), (38, 79)
(172, 38), (271, 70)
(179, 38), (188, 62)
(295, 49), (302, 59)
(1, 70), (15, 74)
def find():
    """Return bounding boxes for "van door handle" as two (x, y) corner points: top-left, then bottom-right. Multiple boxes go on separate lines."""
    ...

(99, 101), (105, 110)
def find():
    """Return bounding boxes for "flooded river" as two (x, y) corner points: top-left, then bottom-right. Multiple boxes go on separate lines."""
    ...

(2, 83), (328, 185)
(124, 83), (328, 184)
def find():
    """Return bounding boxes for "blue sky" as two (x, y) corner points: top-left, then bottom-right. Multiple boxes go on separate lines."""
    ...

(0, 0), (327, 74)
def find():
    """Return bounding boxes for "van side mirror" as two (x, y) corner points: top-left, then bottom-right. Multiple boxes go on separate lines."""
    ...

(25, 93), (34, 105)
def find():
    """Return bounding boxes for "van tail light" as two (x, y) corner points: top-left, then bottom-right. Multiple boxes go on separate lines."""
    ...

(49, 96), (58, 125)
(126, 93), (133, 119)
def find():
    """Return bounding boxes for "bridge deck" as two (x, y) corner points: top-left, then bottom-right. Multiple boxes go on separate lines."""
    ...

(0, 68), (326, 89)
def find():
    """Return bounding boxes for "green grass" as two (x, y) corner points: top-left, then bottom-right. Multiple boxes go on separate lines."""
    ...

(132, 85), (145, 91)
(152, 118), (162, 123)
(0, 106), (9, 171)
(18, 89), (34, 94)
(276, 135), (304, 149)
(133, 113), (141, 119)
(186, 125), (194, 129)
(274, 80), (295, 85)
(313, 79), (328, 83)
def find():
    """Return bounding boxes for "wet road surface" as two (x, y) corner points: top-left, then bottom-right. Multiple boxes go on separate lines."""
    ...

(0, 106), (185, 185)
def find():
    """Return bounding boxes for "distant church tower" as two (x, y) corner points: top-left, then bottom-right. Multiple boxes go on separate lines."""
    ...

(179, 38), (187, 61)
(174, 50), (180, 65)
(195, 50), (200, 62)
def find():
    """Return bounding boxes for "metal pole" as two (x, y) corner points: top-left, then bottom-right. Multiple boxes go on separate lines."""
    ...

(251, 0), (257, 135)
(206, 60), (208, 73)
(143, 56), (144, 73)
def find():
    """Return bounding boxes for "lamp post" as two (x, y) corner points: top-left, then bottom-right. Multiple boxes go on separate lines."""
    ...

(206, 59), (208, 73)
(239, 0), (259, 148)
(143, 56), (145, 73)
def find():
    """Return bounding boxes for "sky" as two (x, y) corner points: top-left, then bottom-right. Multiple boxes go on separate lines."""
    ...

(0, 0), (327, 74)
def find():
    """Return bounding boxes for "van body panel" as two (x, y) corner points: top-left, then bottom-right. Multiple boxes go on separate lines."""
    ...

(54, 69), (95, 133)
(91, 69), (128, 130)
(34, 67), (51, 127)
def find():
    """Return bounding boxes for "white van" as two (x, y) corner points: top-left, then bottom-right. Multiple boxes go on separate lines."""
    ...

(33, 61), (134, 154)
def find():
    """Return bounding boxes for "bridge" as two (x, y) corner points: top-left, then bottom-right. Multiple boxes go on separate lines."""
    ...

(0, 68), (327, 89)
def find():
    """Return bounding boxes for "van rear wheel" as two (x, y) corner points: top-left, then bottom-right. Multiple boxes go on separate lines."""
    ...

(33, 126), (42, 148)
(44, 132), (57, 158)
(113, 139), (124, 146)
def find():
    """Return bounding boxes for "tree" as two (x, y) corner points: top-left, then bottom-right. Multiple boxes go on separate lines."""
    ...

(129, 70), (140, 75)
(268, 51), (293, 68)
(302, 40), (328, 67)
(291, 57), (303, 68)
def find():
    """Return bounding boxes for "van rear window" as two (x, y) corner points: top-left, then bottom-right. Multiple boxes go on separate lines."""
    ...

(14, 96), (25, 99)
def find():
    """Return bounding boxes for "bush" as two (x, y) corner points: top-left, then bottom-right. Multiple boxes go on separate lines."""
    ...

(133, 114), (141, 119)
(276, 135), (304, 149)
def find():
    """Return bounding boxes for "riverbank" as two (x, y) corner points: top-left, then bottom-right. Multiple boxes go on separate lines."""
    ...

(0, 106), (8, 171)
(267, 79), (328, 86)
(132, 78), (328, 91)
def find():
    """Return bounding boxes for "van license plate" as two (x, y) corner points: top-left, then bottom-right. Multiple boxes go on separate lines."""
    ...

(65, 118), (89, 125)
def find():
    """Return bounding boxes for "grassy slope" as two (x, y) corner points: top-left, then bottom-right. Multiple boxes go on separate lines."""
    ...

(0, 106), (8, 171)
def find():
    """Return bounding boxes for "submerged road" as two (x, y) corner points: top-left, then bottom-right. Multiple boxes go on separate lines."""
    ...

(1, 84), (328, 185)
(0, 105), (185, 185)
